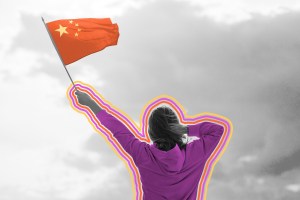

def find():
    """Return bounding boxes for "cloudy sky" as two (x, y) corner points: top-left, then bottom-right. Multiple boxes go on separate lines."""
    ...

(1, 0), (300, 199)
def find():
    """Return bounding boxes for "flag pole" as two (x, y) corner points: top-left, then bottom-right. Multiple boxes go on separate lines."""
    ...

(41, 16), (78, 91)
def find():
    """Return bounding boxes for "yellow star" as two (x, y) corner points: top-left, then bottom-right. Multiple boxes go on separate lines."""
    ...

(75, 23), (79, 27)
(55, 25), (68, 37)
(75, 32), (79, 37)
(78, 28), (81, 32)
(69, 20), (73, 24)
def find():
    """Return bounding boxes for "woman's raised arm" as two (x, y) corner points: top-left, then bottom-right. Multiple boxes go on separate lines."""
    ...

(75, 91), (147, 164)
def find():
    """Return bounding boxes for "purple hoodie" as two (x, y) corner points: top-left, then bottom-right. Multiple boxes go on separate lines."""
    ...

(96, 109), (224, 200)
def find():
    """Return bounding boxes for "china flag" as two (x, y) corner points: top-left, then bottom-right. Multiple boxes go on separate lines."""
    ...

(47, 18), (119, 65)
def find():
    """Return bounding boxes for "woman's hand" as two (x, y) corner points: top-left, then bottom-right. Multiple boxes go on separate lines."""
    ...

(75, 90), (102, 114)
(75, 91), (94, 106)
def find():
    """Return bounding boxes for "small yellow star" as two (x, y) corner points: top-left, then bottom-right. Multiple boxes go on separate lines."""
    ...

(78, 28), (81, 32)
(75, 23), (79, 27)
(75, 32), (79, 37)
(69, 20), (73, 24)
(55, 25), (68, 37)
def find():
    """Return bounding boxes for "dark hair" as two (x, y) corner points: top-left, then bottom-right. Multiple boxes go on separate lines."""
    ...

(148, 106), (188, 151)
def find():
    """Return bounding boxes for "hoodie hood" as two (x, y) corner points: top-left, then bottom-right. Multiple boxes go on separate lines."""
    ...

(150, 144), (185, 173)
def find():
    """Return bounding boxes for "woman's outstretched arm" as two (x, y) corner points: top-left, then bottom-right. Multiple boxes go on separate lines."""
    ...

(75, 91), (147, 164)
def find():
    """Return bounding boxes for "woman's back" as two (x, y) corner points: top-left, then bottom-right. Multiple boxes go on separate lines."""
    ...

(135, 123), (224, 200)
(97, 109), (224, 199)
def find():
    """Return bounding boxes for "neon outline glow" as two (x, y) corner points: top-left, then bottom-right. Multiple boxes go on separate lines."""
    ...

(67, 81), (233, 200)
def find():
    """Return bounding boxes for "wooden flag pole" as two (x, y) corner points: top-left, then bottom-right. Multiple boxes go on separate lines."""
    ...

(41, 16), (78, 91)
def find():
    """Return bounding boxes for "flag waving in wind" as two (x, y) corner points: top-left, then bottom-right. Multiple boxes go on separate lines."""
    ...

(46, 18), (119, 65)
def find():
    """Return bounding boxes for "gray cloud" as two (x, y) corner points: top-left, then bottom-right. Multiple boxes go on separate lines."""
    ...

(209, 167), (300, 200)
(70, 134), (133, 200)
(0, 185), (64, 200)
(61, 133), (131, 200)
(9, 13), (53, 54)
(80, 167), (132, 200)
(84, 133), (125, 167)
(62, 133), (126, 172)
(263, 149), (300, 176)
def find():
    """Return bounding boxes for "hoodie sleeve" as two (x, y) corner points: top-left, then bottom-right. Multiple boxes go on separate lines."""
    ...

(96, 109), (147, 164)
(190, 122), (224, 159)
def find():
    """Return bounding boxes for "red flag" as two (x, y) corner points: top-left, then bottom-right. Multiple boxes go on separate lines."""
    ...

(47, 18), (119, 65)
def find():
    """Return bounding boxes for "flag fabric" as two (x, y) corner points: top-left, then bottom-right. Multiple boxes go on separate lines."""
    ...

(47, 18), (119, 65)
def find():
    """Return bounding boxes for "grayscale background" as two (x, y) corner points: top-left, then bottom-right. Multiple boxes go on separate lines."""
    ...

(1, 0), (300, 199)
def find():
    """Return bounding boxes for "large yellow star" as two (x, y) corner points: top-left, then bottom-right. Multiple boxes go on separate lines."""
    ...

(55, 25), (68, 37)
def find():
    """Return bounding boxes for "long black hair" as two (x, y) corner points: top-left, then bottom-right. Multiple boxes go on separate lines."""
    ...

(148, 106), (188, 151)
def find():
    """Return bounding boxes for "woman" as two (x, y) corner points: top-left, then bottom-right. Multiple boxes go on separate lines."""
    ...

(75, 91), (224, 200)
